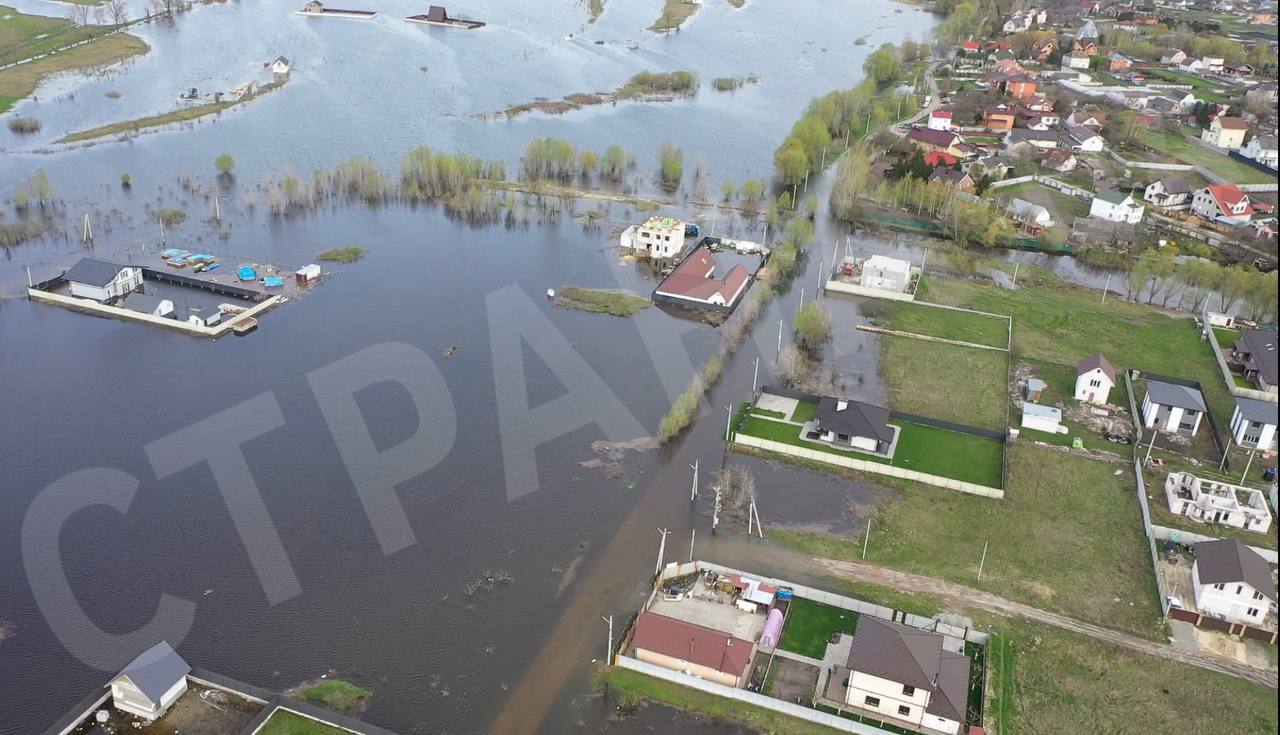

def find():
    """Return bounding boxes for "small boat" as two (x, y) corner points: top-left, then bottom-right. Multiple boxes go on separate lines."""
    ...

(405, 5), (485, 28)
(177, 87), (201, 103)
(205, 262), (221, 272)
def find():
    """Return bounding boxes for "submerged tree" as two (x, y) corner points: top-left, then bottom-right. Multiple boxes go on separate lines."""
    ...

(215, 153), (236, 178)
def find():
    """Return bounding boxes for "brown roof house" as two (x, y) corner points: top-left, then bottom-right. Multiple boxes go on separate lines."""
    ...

(1191, 539), (1277, 627)
(906, 128), (967, 157)
(1074, 353), (1115, 405)
(927, 166), (976, 194)
(653, 247), (751, 311)
(830, 618), (970, 733)
(632, 612), (756, 688)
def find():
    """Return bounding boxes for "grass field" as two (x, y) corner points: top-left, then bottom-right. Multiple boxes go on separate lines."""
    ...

(1014, 358), (1133, 455)
(1143, 129), (1275, 185)
(777, 598), (860, 659)
(599, 667), (845, 735)
(880, 337), (1009, 432)
(817, 576), (944, 617)
(0, 30), (147, 114)
(983, 616), (1278, 735)
(316, 246), (365, 263)
(257, 711), (350, 735)
(775, 442), (1164, 638)
(554, 287), (650, 316)
(648, 0), (700, 31)
(297, 680), (369, 713)
(986, 180), (1090, 222)
(0, 5), (109, 66)
(881, 301), (1009, 349)
(736, 414), (1004, 487)
(919, 274), (1235, 445)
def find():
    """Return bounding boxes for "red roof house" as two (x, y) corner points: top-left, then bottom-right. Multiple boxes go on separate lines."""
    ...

(654, 247), (751, 309)
(632, 612), (756, 687)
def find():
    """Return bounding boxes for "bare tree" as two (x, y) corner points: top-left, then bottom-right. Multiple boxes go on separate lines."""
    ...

(107, 0), (129, 24)
(67, 5), (91, 26)
(93, 5), (107, 24)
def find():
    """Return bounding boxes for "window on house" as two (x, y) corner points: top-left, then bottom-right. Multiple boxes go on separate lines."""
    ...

(902, 685), (915, 697)
(1247, 607), (1260, 617)
(1090, 379), (1101, 387)
(865, 695), (881, 708)
(898, 705), (912, 717)
(1213, 583), (1225, 590)
(1254, 591), (1264, 600)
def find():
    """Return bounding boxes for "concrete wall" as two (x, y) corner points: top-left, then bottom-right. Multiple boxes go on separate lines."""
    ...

(732, 433), (1004, 499)
(826, 280), (916, 302)
(28, 288), (279, 339)
(634, 648), (743, 688)
(988, 174), (1093, 198)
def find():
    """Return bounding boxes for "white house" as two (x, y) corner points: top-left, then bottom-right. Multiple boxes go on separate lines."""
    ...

(1074, 353), (1115, 404)
(126, 293), (175, 318)
(1067, 125), (1106, 152)
(1191, 539), (1276, 626)
(1165, 472), (1273, 534)
(1021, 402), (1065, 433)
(1240, 135), (1278, 170)
(1230, 397), (1277, 452)
(1179, 58), (1204, 73)
(927, 109), (953, 131)
(620, 216), (686, 259)
(1200, 56), (1225, 73)
(1201, 116), (1249, 150)
(1191, 184), (1254, 226)
(270, 56), (291, 75)
(1063, 52), (1091, 70)
(1008, 198), (1054, 233)
(1144, 176), (1193, 208)
(1141, 379), (1207, 436)
(859, 255), (913, 293)
(186, 306), (222, 328)
(833, 617), (969, 735)
(812, 397), (896, 455)
(64, 258), (143, 302)
(109, 641), (191, 720)
(1161, 48), (1187, 65)
(1089, 189), (1145, 224)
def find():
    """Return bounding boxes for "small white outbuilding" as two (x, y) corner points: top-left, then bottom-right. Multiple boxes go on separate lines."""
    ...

(109, 641), (190, 720)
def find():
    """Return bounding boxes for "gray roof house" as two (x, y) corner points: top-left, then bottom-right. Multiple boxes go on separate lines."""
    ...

(1230, 396), (1278, 450)
(1194, 540), (1276, 602)
(837, 617), (971, 729)
(1232, 328), (1278, 392)
(109, 641), (191, 719)
(1141, 380), (1207, 436)
(1144, 175), (1193, 207)
(813, 397), (895, 454)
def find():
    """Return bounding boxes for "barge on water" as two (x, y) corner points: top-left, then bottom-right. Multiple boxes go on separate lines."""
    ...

(297, 1), (377, 19)
(405, 5), (485, 29)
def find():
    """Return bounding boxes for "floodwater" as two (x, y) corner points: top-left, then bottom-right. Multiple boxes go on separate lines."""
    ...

(0, 2), (1133, 734)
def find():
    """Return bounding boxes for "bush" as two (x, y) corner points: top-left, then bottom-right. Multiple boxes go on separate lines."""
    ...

(658, 392), (699, 443)
(151, 208), (187, 226)
(215, 153), (235, 176)
(317, 246), (365, 263)
(7, 117), (41, 133)
(657, 142), (683, 189)
(793, 302), (832, 351)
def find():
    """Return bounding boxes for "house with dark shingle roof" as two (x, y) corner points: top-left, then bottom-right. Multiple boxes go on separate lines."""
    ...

(109, 641), (191, 719)
(63, 257), (143, 303)
(1231, 328), (1277, 393)
(1192, 539), (1276, 626)
(835, 617), (971, 733)
(812, 397), (895, 454)
(1141, 379), (1207, 436)
(1144, 175), (1192, 208)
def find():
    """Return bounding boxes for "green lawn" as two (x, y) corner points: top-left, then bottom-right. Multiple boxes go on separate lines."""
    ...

(554, 287), (650, 317)
(1143, 129), (1274, 185)
(257, 710), (350, 735)
(774, 442), (1164, 638)
(297, 680), (369, 713)
(599, 667), (845, 735)
(986, 181), (1090, 222)
(982, 616), (1278, 735)
(0, 5), (110, 67)
(919, 274), (1235, 446)
(816, 576), (944, 617)
(1212, 326), (1240, 350)
(316, 246), (365, 263)
(881, 301), (1009, 349)
(777, 598), (859, 659)
(736, 414), (1004, 487)
(791, 398), (818, 423)
(880, 337), (1009, 432)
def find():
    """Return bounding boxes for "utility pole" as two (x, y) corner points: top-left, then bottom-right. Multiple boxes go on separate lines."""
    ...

(752, 357), (760, 393)
(752, 498), (763, 538)
(1100, 273), (1112, 304)
(214, 196), (222, 222)
(655, 528), (670, 577)
(777, 318), (783, 356)
(690, 460), (699, 502)
(1240, 450), (1255, 484)
(602, 615), (613, 664)
(799, 287), (805, 308)
(725, 405), (734, 443)
(689, 529), (696, 561)
(81, 213), (93, 244)
(977, 540), (989, 583)
(1010, 261), (1020, 289)
(1144, 425), (1158, 464)
(26, 266), (33, 288)
(712, 484), (722, 532)
(862, 517), (871, 559)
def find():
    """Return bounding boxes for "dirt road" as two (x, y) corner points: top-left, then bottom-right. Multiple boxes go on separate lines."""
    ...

(810, 555), (1279, 689)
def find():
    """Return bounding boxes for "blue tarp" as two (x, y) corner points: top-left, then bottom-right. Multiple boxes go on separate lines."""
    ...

(189, 253), (215, 263)
(237, 266), (257, 281)
(162, 248), (190, 259)
(263, 276), (285, 288)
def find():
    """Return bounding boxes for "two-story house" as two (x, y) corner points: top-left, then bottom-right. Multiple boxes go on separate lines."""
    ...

(1074, 353), (1115, 404)
(1191, 539), (1276, 626)
(1191, 184), (1254, 226)
(1144, 176), (1193, 208)
(1240, 135), (1278, 170)
(1231, 328), (1278, 394)
(1230, 397), (1277, 452)
(1141, 379), (1207, 436)
(1200, 116), (1249, 150)
(1089, 189), (1145, 223)
(832, 617), (970, 734)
